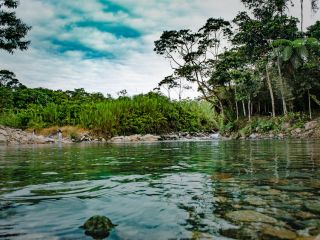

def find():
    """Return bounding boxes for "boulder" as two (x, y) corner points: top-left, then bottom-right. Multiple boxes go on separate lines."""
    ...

(282, 122), (291, 131)
(210, 133), (221, 139)
(292, 128), (303, 134)
(139, 134), (160, 142)
(109, 136), (125, 143)
(160, 134), (179, 140)
(82, 215), (116, 239)
(305, 121), (318, 131)
(262, 226), (297, 239)
(249, 133), (258, 139)
(225, 210), (277, 224)
(304, 200), (320, 214)
(244, 196), (267, 206)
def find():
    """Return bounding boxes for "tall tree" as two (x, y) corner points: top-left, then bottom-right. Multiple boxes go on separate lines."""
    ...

(307, 21), (320, 39)
(154, 18), (232, 114)
(300, 0), (319, 32)
(232, 9), (298, 116)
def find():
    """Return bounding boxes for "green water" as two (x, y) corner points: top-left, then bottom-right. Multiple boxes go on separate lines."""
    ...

(0, 140), (320, 239)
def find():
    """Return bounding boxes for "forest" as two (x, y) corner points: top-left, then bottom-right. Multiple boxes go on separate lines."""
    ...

(154, 0), (320, 122)
(1, 0), (320, 137)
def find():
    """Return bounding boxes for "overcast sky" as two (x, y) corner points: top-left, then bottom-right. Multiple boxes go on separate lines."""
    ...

(1, 0), (319, 97)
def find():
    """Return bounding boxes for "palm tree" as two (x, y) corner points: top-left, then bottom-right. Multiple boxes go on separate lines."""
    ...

(301, 0), (304, 32)
(276, 38), (319, 118)
(300, 0), (319, 32)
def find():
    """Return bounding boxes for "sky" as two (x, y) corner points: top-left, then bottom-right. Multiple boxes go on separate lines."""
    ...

(1, 0), (319, 98)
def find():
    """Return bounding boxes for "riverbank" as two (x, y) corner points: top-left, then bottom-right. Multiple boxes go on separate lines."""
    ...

(1, 117), (320, 145)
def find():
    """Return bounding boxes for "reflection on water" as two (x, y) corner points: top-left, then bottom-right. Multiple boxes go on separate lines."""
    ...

(0, 140), (320, 239)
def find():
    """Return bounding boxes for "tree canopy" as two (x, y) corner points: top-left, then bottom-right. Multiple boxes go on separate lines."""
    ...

(154, 0), (320, 120)
(0, 0), (31, 53)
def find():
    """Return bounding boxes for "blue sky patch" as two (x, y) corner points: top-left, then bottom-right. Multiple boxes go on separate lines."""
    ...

(99, 0), (130, 14)
(50, 39), (114, 59)
(72, 21), (141, 38)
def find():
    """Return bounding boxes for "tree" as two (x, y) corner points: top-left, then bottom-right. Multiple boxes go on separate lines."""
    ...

(0, 69), (25, 88)
(0, 70), (25, 111)
(0, 0), (31, 53)
(232, 8), (298, 116)
(0, 0), (30, 112)
(273, 38), (320, 118)
(156, 75), (191, 100)
(307, 21), (320, 40)
(240, 0), (293, 19)
(154, 18), (232, 115)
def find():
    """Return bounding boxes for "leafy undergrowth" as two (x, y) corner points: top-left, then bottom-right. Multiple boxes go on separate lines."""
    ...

(221, 113), (310, 137)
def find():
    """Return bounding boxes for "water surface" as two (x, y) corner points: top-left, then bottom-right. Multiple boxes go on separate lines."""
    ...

(0, 140), (320, 239)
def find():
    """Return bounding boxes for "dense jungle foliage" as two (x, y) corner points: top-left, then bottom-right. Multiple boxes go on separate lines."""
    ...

(0, 78), (217, 135)
(154, 0), (320, 121)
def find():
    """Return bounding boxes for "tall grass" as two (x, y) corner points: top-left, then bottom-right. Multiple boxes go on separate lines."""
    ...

(0, 93), (219, 136)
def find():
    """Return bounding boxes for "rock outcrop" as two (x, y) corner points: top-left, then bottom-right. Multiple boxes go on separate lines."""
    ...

(0, 125), (55, 145)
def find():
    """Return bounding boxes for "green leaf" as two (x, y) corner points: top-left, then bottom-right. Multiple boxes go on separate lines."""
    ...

(282, 46), (293, 61)
(290, 55), (302, 69)
(291, 39), (305, 48)
(296, 45), (309, 60)
(272, 39), (291, 47)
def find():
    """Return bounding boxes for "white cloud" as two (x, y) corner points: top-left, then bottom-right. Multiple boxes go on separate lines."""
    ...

(1, 0), (319, 100)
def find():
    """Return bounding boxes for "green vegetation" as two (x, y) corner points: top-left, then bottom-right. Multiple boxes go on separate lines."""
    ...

(1, 0), (320, 138)
(0, 83), (218, 136)
(154, 0), (320, 122)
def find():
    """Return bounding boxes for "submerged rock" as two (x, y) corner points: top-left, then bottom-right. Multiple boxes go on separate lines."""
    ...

(244, 196), (267, 206)
(274, 185), (312, 192)
(295, 237), (320, 240)
(0, 201), (13, 210)
(304, 201), (320, 214)
(258, 189), (281, 196)
(302, 219), (320, 235)
(295, 211), (317, 220)
(225, 210), (277, 224)
(82, 215), (116, 239)
(220, 226), (259, 240)
(261, 226), (297, 239)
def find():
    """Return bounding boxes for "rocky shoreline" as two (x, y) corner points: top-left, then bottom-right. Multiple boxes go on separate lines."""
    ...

(0, 126), (56, 145)
(0, 120), (319, 145)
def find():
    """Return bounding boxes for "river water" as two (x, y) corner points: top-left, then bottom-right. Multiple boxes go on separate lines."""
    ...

(0, 140), (320, 239)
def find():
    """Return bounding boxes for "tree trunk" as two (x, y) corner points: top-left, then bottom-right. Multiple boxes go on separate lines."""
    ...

(235, 87), (239, 120)
(179, 79), (182, 101)
(300, 0), (304, 32)
(308, 89), (312, 119)
(236, 101), (239, 120)
(264, 103), (267, 114)
(251, 102), (253, 116)
(266, 64), (276, 117)
(219, 100), (225, 118)
(242, 100), (246, 117)
(277, 57), (288, 115)
(248, 97), (251, 121)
